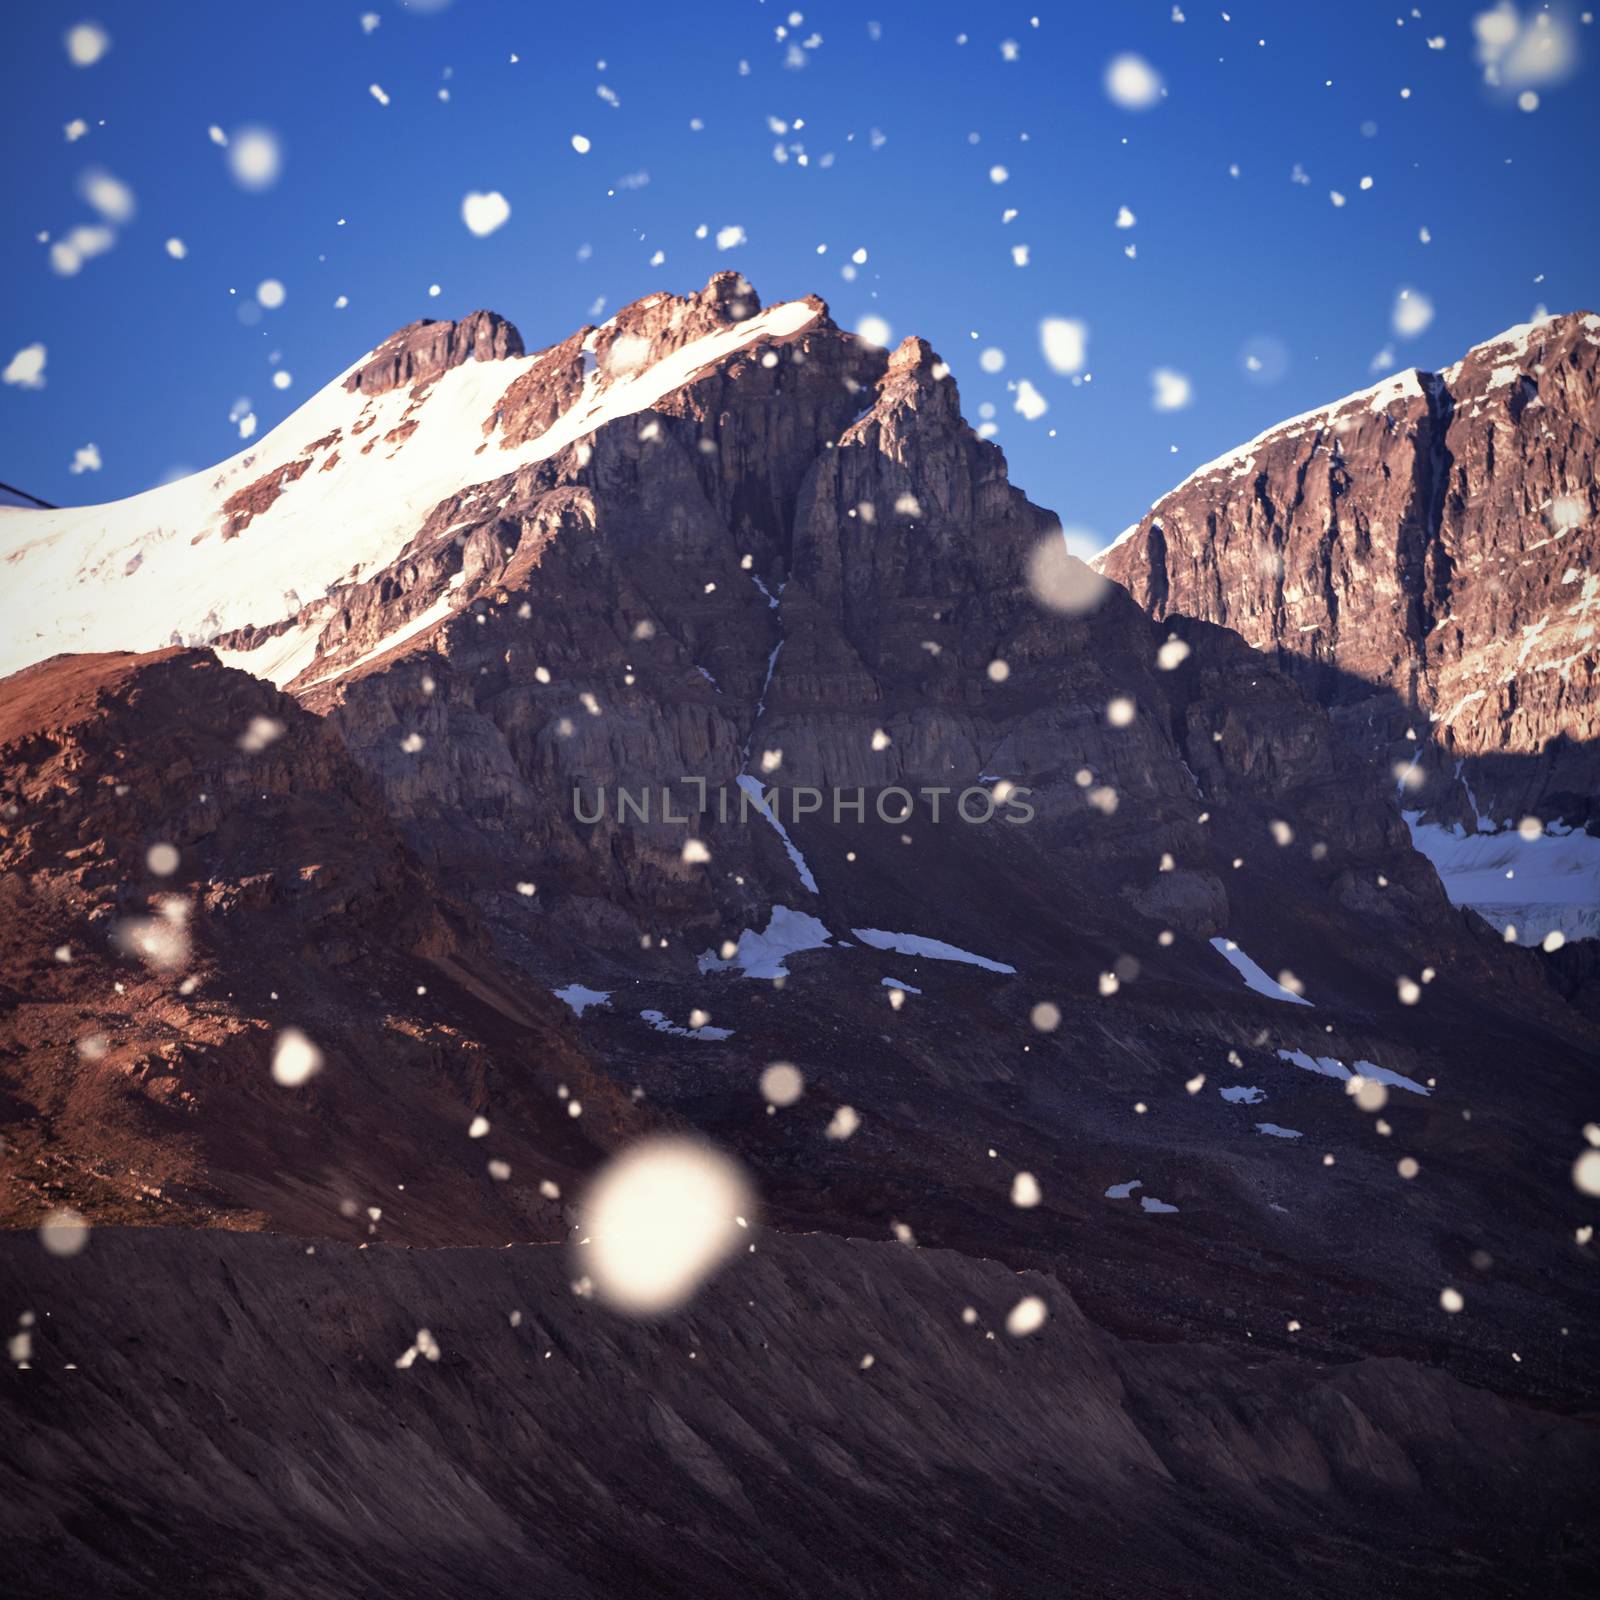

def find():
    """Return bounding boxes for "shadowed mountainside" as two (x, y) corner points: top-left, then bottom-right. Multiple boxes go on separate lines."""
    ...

(4, 1226), (1597, 1600)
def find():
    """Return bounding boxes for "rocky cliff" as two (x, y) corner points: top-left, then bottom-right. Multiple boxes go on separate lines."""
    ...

(1096, 311), (1600, 941)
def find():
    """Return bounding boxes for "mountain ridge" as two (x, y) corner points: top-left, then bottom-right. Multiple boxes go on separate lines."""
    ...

(1096, 308), (1600, 943)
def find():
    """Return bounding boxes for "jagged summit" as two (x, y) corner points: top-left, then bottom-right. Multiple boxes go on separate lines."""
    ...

(343, 273), (787, 401)
(0, 275), (847, 684)
(343, 308), (526, 397)
(876, 334), (965, 421)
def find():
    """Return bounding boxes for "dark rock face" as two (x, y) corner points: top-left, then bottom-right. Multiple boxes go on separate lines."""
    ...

(290, 287), (1454, 956)
(3, 1227), (1595, 1600)
(342, 309), (525, 398)
(1096, 312), (1600, 832)
(4, 280), (1598, 1596)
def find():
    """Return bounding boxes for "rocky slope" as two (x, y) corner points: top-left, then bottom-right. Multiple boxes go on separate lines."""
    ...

(4, 1227), (1596, 1600)
(0, 648), (642, 1242)
(2, 278), (1597, 1595)
(1096, 312), (1600, 942)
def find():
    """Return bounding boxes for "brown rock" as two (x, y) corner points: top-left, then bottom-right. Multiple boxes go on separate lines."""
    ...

(1096, 312), (1600, 831)
(343, 309), (525, 397)
(0, 649), (642, 1241)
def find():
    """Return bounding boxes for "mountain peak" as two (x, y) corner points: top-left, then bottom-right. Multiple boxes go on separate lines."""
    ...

(1097, 304), (1600, 935)
(0, 279), (832, 683)
(343, 308), (524, 397)
(880, 334), (960, 414)
(693, 268), (762, 319)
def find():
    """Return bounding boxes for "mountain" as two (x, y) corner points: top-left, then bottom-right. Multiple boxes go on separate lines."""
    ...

(1096, 312), (1600, 943)
(0, 647), (643, 1240)
(0, 276), (825, 688)
(3, 277), (1597, 1596)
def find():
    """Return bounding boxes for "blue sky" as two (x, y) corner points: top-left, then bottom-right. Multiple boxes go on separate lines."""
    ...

(3, 0), (1597, 544)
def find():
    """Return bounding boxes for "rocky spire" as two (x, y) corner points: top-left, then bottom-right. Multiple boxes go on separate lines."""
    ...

(343, 308), (525, 396)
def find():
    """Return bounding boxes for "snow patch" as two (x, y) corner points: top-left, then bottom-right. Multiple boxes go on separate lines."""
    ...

(1109, 1181), (1185, 1215)
(697, 905), (831, 980)
(735, 775), (818, 893)
(1208, 937), (1312, 1005)
(553, 984), (611, 1017)
(640, 1008), (734, 1040)
(849, 928), (1017, 974)
(1276, 1047), (1429, 1097)
(1404, 812), (1600, 944)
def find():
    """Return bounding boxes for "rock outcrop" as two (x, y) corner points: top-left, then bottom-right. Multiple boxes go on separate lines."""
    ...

(343, 309), (526, 397)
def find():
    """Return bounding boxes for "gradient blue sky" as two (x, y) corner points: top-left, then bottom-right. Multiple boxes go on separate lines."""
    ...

(4, 0), (1597, 544)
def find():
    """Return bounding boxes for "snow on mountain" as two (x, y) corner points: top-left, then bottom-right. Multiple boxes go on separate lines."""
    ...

(553, 983), (612, 1016)
(1402, 812), (1600, 945)
(1208, 937), (1311, 1005)
(697, 907), (833, 981)
(848, 928), (1018, 974)
(0, 296), (820, 684)
(1275, 1047), (1430, 1097)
